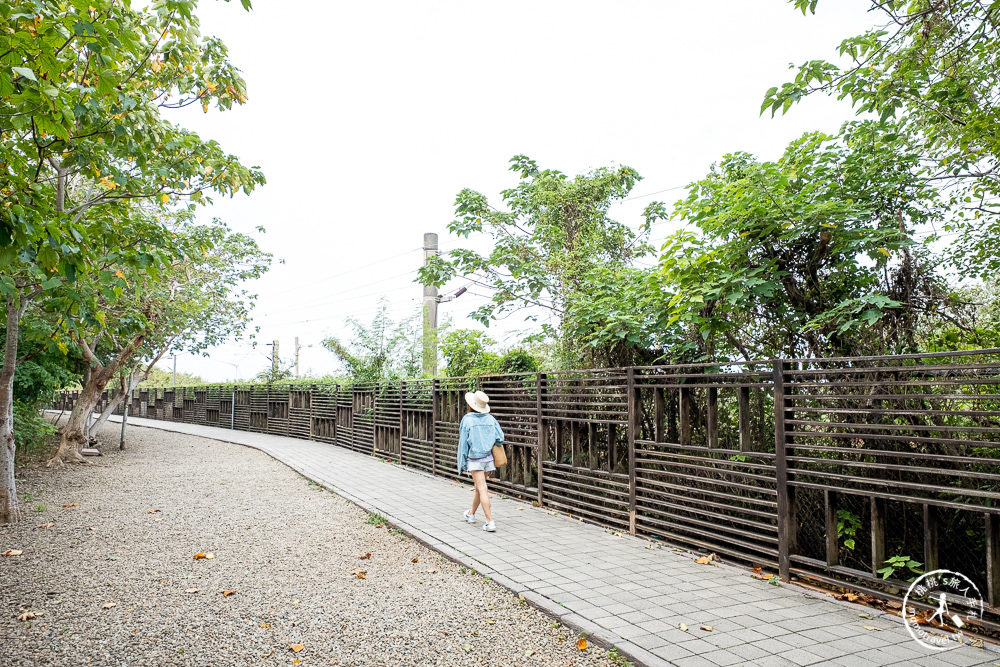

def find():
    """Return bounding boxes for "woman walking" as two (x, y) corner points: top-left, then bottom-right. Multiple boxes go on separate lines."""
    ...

(457, 390), (505, 532)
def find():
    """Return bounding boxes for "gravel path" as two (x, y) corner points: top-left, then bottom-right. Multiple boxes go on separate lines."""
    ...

(1, 423), (622, 667)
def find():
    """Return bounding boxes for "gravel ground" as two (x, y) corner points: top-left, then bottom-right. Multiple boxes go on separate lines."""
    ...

(1, 423), (622, 667)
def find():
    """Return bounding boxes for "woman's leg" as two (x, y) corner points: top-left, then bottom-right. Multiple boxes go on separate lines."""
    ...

(471, 470), (492, 522)
(470, 481), (481, 516)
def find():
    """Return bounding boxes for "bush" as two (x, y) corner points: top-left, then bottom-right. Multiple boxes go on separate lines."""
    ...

(13, 401), (56, 462)
(494, 349), (539, 375)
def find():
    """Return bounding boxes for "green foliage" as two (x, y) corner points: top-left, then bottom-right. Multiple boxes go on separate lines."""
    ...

(767, 0), (1000, 279)
(252, 365), (294, 384)
(138, 366), (206, 388)
(323, 299), (421, 383)
(494, 348), (539, 375)
(1, 313), (81, 403)
(440, 329), (498, 377)
(418, 155), (666, 367)
(439, 328), (539, 377)
(836, 509), (861, 551)
(659, 123), (957, 360)
(13, 400), (55, 460)
(877, 555), (923, 581)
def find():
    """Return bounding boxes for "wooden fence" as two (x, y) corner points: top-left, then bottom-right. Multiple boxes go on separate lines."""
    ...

(57, 349), (1000, 624)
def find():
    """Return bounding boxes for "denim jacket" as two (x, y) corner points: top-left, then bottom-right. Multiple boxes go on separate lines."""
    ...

(456, 412), (505, 474)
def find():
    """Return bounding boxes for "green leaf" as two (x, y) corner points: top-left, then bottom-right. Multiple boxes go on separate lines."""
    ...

(12, 67), (36, 81)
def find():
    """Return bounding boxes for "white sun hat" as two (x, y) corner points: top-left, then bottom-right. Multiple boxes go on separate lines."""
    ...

(464, 390), (491, 414)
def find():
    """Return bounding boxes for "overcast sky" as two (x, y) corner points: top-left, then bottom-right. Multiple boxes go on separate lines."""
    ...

(167, 0), (876, 382)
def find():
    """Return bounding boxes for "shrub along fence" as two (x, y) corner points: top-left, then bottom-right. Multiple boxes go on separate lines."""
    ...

(57, 349), (1000, 627)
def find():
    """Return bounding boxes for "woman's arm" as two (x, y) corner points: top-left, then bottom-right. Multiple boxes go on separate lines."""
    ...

(457, 415), (469, 473)
(493, 416), (505, 444)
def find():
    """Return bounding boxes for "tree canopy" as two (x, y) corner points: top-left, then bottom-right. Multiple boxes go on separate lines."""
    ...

(764, 0), (1000, 278)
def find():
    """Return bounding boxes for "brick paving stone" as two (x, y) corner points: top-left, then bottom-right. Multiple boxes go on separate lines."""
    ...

(112, 416), (1000, 667)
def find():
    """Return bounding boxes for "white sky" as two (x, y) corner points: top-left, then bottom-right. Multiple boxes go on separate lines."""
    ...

(166, 0), (876, 382)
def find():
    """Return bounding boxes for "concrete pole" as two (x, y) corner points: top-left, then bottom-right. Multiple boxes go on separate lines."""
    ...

(422, 232), (439, 377)
(272, 340), (280, 375)
(172, 355), (177, 388)
(295, 337), (300, 379)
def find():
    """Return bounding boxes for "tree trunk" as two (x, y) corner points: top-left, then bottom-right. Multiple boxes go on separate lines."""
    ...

(0, 295), (23, 524)
(47, 335), (146, 466)
(90, 372), (144, 436)
(48, 379), (105, 465)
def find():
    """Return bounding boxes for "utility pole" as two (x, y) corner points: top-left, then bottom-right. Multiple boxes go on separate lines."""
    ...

(172, 354), (177, 387)
(272, 340), (280, 376)
(422, 233), (438, 377)
(295, 337), (300, 379)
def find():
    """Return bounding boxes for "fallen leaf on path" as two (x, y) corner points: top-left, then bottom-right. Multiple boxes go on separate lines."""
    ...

(412, 558), (419, 563)
(525, 649), (536, 656)
(462, 644), (472, 653)
(863, 625), (881, 632)
(358, 553), (371, 559)
(858, 613), (872, 619)
(289, 644), (305, 653)
(752, 567), (762, 575)
(259, 623), (271, 629)
(153, 518), (161, 522)
(37, 523), (55, 529)
(679, 623), (688, 632)
(102, 602), (116, 609)
(516, 507), (526, 511)
(17, 611), (43, 621)
(62, 504), (78, 508)
(761, 573), (775, 580)
(184, 588), (199, 594)
(221, 589), (236, 596)
(146, 509), (161, 514)
(192, 552), (214, 560)
(2, 550), (23, 557)
(349, 569), (366, 579)
(886, 601), (903, 609)
(575, 638), (587, 651)
(426, 569), (438, 574)
(695, 553), (719, 565)
(700, 625), (713, 632)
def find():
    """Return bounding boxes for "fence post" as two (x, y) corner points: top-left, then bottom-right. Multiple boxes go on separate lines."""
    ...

(627, 367), (638, 536)
(536, 373), (546, 507)
(399, 380), (405, 462)
(773, 360), (796, 581)
(432, 379), (440, 477)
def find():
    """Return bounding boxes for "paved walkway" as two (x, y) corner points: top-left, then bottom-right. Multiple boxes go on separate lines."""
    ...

(105, 415), (997, 667)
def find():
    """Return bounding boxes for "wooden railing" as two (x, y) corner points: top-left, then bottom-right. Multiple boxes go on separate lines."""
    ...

(57, 350), (1000, 622)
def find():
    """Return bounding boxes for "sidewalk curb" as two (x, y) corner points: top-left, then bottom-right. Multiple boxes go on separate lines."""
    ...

(112, 418), (674, 667)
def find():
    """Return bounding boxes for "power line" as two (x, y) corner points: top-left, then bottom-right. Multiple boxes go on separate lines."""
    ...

(259, 247), (421, 299)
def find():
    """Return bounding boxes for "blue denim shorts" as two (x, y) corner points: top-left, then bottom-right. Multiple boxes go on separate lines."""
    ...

(466, 459), (496, 473)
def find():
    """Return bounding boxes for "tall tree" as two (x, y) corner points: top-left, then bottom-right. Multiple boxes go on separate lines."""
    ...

(0, 0), (262, 523)
(418, 155), (665, 367)
(47, 214), (270, 465)
(763, 0), (1000, 277)
(322, 299), (421, 383)
(658, 123), (960, 360)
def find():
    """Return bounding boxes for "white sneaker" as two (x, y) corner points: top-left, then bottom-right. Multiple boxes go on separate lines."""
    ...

(482, 520), (496, 532)
(463, 510), (477, 524)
